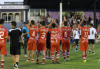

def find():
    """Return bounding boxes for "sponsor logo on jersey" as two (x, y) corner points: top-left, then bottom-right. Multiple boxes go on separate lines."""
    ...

(62, 29), (70, 31)
(51, 31), (58, 33)
(82, 29), (89, 31)
(41, 29), (48, 32)
(0, 28), (5, 30)
(30, 28), (37, 30)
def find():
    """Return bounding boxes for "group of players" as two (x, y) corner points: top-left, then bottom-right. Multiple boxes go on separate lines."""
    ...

(0, 16), (98, 69)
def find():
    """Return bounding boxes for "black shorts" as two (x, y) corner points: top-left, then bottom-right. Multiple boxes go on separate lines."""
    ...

(46, 42), (50, 49)
(88, 39), (95, 44)
(10, 47), (20, 55)
(75, 39), (79, 45)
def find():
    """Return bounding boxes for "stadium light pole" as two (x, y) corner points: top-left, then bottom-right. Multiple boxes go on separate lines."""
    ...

(24, 10), (26, 22)
(94, 2), (96, 28)
(60, 2), (62, 27)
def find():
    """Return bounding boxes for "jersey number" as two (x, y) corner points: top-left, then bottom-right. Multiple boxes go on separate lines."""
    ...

(64, 31), (67, 37)
(41, 33), (46, 39)
(84, 32), (88, 38)
(51, 34), (58, 40)
(0, 31), (4, 39)
(32, 31), (35, 36)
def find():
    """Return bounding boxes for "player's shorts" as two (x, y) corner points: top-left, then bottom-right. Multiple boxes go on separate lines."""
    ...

(10, 47), (20, 55)
(80, 40), (88, 51)
(88, 39), (95, 44)
(0, 42), (6, 55)
(62, 41), (70, 50)
(75, 39), (79, 45)
(46, 41), (50, 49)
(51, 43), (60, 52)
(27, 38), (36, 51)
(37, 40), (46, 51)
(70, 39), (75, 43)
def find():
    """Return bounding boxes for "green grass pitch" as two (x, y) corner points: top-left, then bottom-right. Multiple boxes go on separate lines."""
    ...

(0, 43), (100, 69)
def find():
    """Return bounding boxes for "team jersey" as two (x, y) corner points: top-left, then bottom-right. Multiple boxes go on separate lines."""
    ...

(0, 26), (8, 42)
(38, 27), (48, 41)
(49, 28), (60, 44)
(28, 26), (37, 39)
(88, 27), (97, 39)
(79, 26), (90, 40)
(61, 27), (71, 41)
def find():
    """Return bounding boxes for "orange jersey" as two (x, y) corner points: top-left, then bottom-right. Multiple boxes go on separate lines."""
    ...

(79, 26), (90, 40)
(28, 26), (37, 39)
(0, 26), (8, 42)
(38, 27), (48, 41)
(61, 27), (71, 42)
(49, 28), (60, 44)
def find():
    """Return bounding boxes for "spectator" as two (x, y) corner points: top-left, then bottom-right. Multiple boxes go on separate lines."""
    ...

(47, 15), (51, 24)
(88, 15), (92, 24)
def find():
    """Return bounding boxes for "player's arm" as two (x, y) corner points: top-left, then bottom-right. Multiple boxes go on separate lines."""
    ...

(78, 17), (84, 27)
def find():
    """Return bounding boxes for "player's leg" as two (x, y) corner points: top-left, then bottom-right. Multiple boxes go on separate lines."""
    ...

(62, 43), (66, 61)
(1, 44), (6, 69)
(92, 44), (95, 54)
(46, 48), (48, 59)
(12, 55), (16, 67)
(26, 50), (30, 62)
(31, 42), (36, 62)
(26, 41), (31, 62)
(88, 40), (91, 54)
(92, 40), (95, 54)
(1, 55), (5, 69)
(56, 45), (60, 64)
(36, 50), (40, 64)
(82, 51), (86, 62)
(48, 49), (51, 59)
(24, 41), (27, 57)
(42, 43), (46, 65)
(51, 44), (55, 63)
(66, 42), (70, 60)
(15, 55), (19, 68)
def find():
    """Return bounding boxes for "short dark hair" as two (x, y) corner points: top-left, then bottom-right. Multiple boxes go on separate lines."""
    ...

(41, 21), (45, 26)
(90, 24), (93, 27)
(52, 23), (56, 28)
(83, 20), (87, 25)
(31, 20), (35, 25)
(64, 21), (67, 26)
(11, 21), (16, 27)
(0, 19), (5, 24)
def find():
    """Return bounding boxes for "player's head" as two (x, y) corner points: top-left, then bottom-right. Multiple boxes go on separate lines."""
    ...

(41, 21), (45, 26)
(24, 22), (29, 27)
(90, 24), (93, 27)
(83, 20), (87, 25)
(64, 21), (67, 26)
(10, 21), (16, 28)
(52, 23), (56, 28)
(31, 20), (35, 25)
(0, 19), (5, 25)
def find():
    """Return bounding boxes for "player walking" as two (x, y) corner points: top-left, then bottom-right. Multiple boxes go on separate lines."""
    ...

(0, 19), (8, 69)
(78, 18), (90, 62)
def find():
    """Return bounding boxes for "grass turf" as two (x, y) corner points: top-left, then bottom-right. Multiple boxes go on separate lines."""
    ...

(0, 43), (100, 69)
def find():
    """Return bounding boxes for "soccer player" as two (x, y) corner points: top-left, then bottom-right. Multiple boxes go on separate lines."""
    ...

(78, 18), (90, 62)
(48, 20), (60, 64)
(22, 22), (29, 57)
(26, 20), (38, 62)
(73, 25), (80, 51)
(0, 19), (8, 69)
(9, 21), (23, 69)
(36, 21), (48, 65)
(88, 24), (97, 54)
(61, 21), (71, 61)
